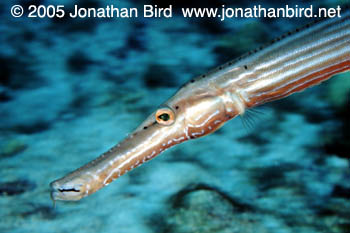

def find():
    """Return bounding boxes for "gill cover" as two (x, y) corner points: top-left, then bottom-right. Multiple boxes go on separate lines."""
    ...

(184, 95), (228, 138)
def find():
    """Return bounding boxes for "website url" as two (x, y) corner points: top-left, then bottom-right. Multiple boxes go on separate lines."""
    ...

(182, 5), (342, 21)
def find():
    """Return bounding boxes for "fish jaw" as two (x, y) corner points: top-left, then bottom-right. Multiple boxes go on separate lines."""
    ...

(50, 178), (87, 201)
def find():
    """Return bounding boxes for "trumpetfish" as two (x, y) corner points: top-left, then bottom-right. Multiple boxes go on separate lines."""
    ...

(50, 8), (350, 201)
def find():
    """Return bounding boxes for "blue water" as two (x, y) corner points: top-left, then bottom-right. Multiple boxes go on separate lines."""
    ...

(1, 0), (349, 232)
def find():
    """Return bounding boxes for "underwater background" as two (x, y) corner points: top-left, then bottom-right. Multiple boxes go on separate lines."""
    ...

(0, 0), (349, 232)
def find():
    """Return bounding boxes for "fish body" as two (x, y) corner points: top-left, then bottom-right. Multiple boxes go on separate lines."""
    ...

(51, 9), (350, 201)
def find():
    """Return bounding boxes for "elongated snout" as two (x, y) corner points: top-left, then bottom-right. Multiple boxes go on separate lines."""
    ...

(50, 107), (188, 201)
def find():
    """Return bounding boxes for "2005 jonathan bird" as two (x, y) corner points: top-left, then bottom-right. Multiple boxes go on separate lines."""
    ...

(50, 8), (350, 202)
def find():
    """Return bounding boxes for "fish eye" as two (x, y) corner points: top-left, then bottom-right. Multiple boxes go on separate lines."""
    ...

(155, 108), (175, 125)
(158, 113), (170, 121)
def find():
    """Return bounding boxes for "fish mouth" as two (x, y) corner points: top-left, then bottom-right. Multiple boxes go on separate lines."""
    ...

(50, 181), (83, 201)
(57, 188), (80, 192)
